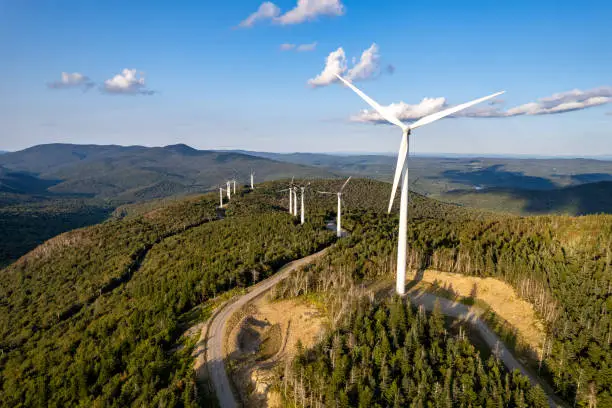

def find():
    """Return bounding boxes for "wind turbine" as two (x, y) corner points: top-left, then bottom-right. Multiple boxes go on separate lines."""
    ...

(232, 179), (237, 195)
(334, 73), (504, 295)
(293, 187), (298, 216)
(279, 177), (295, 215)
(318, 176), (351, 238)
(219, 186), (225, 208)
(226, 181), (231, 200)
(250, 170), (255, 190)
(297, 182), (311, 225)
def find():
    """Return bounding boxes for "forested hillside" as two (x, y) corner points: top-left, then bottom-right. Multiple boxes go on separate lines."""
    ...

(270, 183), (612, 406)
(0, 186), (336, 406)
(282, 297), (549, 407)
(1, 178), (611, 407)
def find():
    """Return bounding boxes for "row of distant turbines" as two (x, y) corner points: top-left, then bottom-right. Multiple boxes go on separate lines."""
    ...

(278, 176), (350, 237)
(218, 171), (256, 207)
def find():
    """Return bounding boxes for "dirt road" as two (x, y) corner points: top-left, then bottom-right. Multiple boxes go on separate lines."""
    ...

(407, 290), (565, 408)
(204, 248), (329, 408)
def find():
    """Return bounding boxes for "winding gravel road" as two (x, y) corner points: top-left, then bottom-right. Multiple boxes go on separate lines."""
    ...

(203, 234), (564, 408)
(204, 248), (329, 408)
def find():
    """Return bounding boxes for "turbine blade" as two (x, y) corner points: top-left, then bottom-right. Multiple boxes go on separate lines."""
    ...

(388, 132), (409, 213)
(317, 191), (334, 194)
(340, 176), (352, 192)
(335, 74), (408, 131)
(409, 91), (505, 130)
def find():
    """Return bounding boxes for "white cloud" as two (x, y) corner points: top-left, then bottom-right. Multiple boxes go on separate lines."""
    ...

(239, 0), (344, 27)
(276, 0), (344, 25)
(239, 2), (280, 28)
(308, 43), (388, 88)
(102, 69), (154, 95)
(346, 43), (380, 81)
(352, 86), (612, 124)
(47, 72), (94, 90)
(281, 41), (317, 52)
(296, 41), (318, 52)
(280, 43), (296, 51)
(307, 47), (346, 88)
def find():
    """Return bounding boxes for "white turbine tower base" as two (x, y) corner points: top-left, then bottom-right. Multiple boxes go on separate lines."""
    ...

(293, 188), (298, 216)
(226, 181), (231, 200)
(334, 73), (504, 295)
(219, 187), (224, 208)
(250, 172), (255, 190)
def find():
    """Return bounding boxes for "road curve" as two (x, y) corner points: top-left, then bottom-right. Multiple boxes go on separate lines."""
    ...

(407, 289), (565, 408)
(205, 247), (330, 408)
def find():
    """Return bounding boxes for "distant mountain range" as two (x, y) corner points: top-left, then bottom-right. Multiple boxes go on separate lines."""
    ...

(0, 143), (336, 203)
(226, 149), (612, 194)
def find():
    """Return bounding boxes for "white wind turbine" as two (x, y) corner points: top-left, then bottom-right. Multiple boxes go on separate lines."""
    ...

(279, 177), (295, 215)
(226, 181), (231, 200)
(292, 187), (298, 216)
(250, 170), (255, 190)
(297, 182), (311, 225)
(318, 176), (351, 238)
(335, 73), (504, 295)
(219, 186), (225, 208)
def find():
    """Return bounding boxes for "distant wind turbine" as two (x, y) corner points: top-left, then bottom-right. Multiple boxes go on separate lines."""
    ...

(293, 187), (298, 216)
(250, 171), (255, 190)
(219, 186), (224, 208)
(318, 176), (351, 238)
(226, 181), (231, 200)
(279, 177), (295, 215)
(334, 73), (504, 295)
(297, 182), (311, 225)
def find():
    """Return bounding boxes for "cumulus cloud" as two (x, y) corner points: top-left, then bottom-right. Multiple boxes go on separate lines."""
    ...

(308, 43), (390, 88)
(351, 86), (612, 124)
(277, 0), (344, 25)
(346, 43), (380, 81)
(296, 41), (318, 52)
(239, 0), (344, 27)
(281, 41), (317, 51)
(102, 69), (154, 95)
(307, 47), (347, 87)
(47, 72), (94, 90)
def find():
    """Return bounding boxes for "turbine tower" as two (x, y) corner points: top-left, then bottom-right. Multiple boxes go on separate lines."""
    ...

(293, 187), (298, 216)
(279, 177), (295, 215)
(250, 171), (255, 189)
(318, 176), (351, 238)
(232, 179), (236, 194)
(226, 181), (231, 200)
(219, 187), (224, 208)
(297, 182), (311, 225)
(334, 73), (504, 295)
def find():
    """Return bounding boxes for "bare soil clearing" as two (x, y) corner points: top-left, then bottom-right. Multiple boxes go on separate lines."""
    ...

(228, 296), (325, 407)
(409, 269), (545, 357)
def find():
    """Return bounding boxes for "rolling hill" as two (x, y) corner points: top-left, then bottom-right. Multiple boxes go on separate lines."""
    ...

(1, 179), (610, 406)
(231, 149), (612, 193)
(442, 181), (612, 215)
(0, 143), (337, 201)
(0, 144), (338, 266)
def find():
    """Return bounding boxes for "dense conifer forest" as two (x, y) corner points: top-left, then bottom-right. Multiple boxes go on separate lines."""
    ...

(1, 178), (610, 407)
(281, 297), (550, 407)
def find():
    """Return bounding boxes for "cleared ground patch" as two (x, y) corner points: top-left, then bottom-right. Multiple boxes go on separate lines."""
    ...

(226, 296), (325, 407)
(408, 269), (545, 357)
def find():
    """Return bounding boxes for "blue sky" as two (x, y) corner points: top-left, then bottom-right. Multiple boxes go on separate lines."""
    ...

(1, 0), (611, 155)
